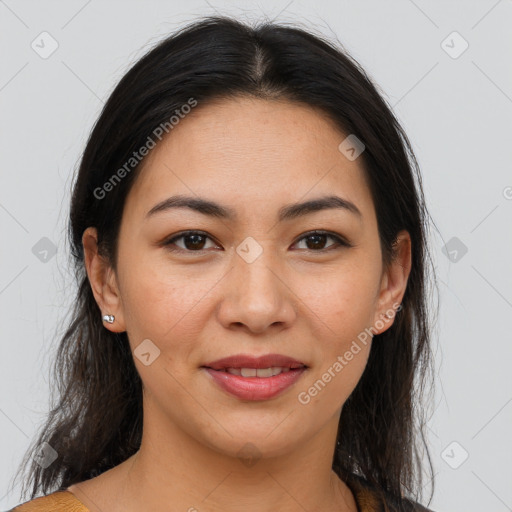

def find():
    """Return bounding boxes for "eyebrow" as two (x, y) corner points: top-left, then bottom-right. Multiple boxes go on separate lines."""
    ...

(145, 194), (362, 222)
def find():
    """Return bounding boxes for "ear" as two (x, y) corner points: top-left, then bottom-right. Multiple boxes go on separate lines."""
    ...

(82, 227), (126, 333)
(372, 230), (411, 335)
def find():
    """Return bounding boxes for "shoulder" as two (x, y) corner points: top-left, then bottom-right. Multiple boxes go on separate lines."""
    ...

(8, 491), (89, 512)
(345, 472), (436, 512)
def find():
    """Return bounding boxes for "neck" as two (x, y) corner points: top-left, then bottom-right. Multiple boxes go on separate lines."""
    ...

(107, 407), (357, 512)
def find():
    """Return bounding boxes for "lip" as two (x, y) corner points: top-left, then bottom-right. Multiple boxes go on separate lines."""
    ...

(202, 353), (307, 370)
(201, 353), (308, 401)
(203, 367), (307, 401)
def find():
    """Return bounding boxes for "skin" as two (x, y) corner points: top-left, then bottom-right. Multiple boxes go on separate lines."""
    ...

(70, 96), (411, 512)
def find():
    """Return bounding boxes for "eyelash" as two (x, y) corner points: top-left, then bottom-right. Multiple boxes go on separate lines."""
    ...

(162, 230), (351, 254)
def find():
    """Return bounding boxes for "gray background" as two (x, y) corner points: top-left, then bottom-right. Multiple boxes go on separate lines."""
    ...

(1, 1), (511, 510)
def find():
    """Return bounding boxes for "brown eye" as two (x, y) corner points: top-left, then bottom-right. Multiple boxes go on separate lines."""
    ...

(292, 231), (350, 252)
(164, 231), (218, 252)
(181, 233), (208, 250)
(163, 229), (351, 254)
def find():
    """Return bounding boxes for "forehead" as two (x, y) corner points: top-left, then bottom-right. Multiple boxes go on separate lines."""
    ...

(125, 96), (374, 221)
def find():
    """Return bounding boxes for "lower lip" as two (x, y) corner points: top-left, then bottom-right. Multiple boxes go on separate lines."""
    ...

(202, 367), (307, 401)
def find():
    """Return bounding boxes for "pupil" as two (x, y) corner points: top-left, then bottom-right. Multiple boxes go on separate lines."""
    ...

(307, 234), (326, 250)
(186, 234), (205, 250)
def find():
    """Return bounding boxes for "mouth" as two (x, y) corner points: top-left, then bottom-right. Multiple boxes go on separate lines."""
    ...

(201, 353), (308, 401)
(209, 366), (305, 377)
(202, 353), (308, 371)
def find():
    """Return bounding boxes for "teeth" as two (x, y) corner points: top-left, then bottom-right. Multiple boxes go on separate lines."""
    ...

(256, 367), (274, 378)
(225, 367), (293, 377)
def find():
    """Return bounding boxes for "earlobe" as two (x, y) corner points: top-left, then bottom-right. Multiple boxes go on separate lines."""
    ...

(82, 227), (126, 333)
(373, 230), (411, 335)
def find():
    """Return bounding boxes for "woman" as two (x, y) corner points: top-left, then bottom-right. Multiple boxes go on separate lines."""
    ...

(10, 15), (438, 512)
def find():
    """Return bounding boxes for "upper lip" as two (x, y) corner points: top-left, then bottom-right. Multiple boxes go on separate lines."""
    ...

(203, 353), (308, 370)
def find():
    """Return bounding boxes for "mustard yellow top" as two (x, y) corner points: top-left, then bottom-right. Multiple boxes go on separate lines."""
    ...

(9, 474), (434, 511)
(10, 491), (88, 511)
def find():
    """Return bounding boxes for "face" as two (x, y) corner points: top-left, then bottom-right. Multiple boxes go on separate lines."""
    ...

(84, 96), (410, 462)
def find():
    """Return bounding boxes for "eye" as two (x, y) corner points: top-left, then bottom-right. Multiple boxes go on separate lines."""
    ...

(163, 231), (219, 252)
(291, 230), (351, 252)
(162, 230), (351, 253)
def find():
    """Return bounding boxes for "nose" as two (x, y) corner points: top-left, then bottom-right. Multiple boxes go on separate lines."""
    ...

(216, 250), (297, 335)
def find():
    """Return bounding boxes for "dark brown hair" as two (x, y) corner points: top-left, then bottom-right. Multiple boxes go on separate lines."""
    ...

(11, 15), (438, 509)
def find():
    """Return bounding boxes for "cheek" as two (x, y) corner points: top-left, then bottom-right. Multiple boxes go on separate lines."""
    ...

(118, 250), (215, 348)
(296, 261), (377, 405)
(300, 322), (372, 413)
(302, 259), (380, 333)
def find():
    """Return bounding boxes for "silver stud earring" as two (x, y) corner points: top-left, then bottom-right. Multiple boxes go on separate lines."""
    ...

(102, 314), (115, 324)
(384, 304), (402, 319)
